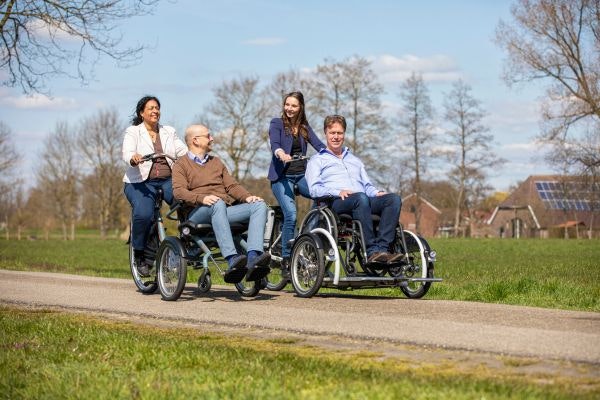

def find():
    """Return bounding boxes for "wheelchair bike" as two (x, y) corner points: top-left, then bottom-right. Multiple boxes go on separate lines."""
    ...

(128, 153), (177, 294)
(288, 202), (441, 298)
(154, 201), (287, 301)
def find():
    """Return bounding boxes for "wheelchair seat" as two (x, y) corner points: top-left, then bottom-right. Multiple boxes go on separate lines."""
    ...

(179, 220), (248, 236)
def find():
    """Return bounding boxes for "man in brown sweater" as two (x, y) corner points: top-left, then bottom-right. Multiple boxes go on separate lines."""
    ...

(172, 124), (270, 284)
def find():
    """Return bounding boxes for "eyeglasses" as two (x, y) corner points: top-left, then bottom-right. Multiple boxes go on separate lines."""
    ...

(194, 133), (213, 140)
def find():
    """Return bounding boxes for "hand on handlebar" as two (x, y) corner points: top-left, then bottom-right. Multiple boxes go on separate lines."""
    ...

(282, 154), (308, 164)
(129, 153), (145, 166)
(130, 152), (177, 166)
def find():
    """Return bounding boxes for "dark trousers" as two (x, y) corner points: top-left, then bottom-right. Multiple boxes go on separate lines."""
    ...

(331, 192), (401, 256)
(124, 178), (174, 250)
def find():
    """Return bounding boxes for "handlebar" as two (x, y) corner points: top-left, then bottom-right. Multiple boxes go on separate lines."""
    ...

(283, 155), (308, 164)
(139, 152), (177, 163)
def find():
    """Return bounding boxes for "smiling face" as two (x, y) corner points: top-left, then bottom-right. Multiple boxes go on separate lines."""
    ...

(283, 95), (301, 119)
(140, 99), (160, 126)
(325, 121), (345, 155)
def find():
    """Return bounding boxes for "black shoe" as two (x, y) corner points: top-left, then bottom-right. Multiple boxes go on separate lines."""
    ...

(136, 261), (151, 277)
(245, 252), (271, 281)
(223, 255), (248, 284)
(134, 250), (151, 277)
(280, 258), (291, 279)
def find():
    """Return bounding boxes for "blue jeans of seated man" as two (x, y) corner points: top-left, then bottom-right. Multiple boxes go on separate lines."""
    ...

(331, 192), (401, 257)
(187, 199), (268, 259)
(271, 174), (310, 259)
(124, 178), (174, 251)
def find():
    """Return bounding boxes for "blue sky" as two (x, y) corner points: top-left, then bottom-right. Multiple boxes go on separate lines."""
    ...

(0, 0), (552, 191)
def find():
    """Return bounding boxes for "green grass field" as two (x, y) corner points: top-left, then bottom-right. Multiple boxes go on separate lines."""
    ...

(1, 306), (597, 400)
(1, 237), (599, 399)
(1, 237), (598, 311)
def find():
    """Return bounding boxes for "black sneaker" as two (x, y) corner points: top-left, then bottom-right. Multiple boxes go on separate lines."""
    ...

(281, 258), (290, 279)
(137, 262), (151, 277)
(223, 255), (248, 284)
(134, 250), (151, 277)
(245, 252), (271, 281)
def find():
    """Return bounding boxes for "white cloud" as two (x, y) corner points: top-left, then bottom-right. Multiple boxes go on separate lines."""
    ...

(242, 37), (286, 46)
(369, 54), (462, 84)
(0, 93), (77, 110)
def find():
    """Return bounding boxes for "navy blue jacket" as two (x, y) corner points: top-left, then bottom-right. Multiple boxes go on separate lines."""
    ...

(267, 118), (325, 182)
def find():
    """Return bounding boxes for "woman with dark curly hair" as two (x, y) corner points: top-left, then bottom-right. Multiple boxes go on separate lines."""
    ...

(122, 95), (187, 277)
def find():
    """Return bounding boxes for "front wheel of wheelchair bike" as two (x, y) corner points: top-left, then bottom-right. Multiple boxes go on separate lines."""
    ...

(234, 278), (265, 297)
(197, 272), (211, 293)
(157, 237), (188, 301)
(389, 231), (433, 299)
(129, 223), (158, 294)
(265, 260), (289, 291)
(290, 234), (325, 298)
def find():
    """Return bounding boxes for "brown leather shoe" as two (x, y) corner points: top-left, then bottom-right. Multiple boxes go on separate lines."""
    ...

(387, 253), (407, 263)
(367, 252), (392, 263)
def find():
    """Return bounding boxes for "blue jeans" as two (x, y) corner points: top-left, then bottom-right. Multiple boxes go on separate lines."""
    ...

(124, 178), (174, 251)
(331, 192), (401, 256)
(271, 174), (310, 258)
(187, 200), (267, 259)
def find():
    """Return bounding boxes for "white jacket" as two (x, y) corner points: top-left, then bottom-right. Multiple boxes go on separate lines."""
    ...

(122, 123), (188, 183)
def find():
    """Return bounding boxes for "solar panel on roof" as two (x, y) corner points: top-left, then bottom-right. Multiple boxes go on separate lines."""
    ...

(534, 180), (600, 211)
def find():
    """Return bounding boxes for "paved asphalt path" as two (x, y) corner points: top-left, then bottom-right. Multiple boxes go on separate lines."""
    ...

(1, 269), (599, 365)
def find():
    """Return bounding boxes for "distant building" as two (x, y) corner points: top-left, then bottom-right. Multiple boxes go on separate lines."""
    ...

(487, 175), (600, 238)
(400, 193), (442, 238)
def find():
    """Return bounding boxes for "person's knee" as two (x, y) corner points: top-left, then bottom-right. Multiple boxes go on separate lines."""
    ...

(133, 202), (153, 221)
(251, 201), (268, 216)
(390, 193), (401, 209)
(354, 192), (370, 209)
(212, 199), (227, 211)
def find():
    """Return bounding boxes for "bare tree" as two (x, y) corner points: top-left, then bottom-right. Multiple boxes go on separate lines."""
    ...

(310, 56), (391, 188)
(202, 76), (271, 181)
(312, 57), (388, 151)
(1, 0), (160, 94)
(495, 0), (600, 169)
(545, 127), (600, 236)
(38, 122), (80, 240)
(76, 108), (126, 238)
(0, 122), (20, 238)
(397, 72), (436, 234)
(267, 68), (321, 128)
(443, 80), (505, 237)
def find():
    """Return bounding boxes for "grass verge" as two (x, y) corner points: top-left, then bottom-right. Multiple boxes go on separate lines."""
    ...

(1, 306), (598, 400)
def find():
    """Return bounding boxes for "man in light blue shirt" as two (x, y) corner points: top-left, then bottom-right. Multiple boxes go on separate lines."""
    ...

(305, 115), (402, 264)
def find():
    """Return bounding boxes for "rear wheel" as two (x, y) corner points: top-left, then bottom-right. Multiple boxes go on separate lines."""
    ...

(290, 235), (325, 298)
(157, 237), (187, 301)
(129, 221), (158, 294)
(390, 230), (432, 299)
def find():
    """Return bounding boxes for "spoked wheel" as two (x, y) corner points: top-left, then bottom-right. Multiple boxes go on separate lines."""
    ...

(234, 279), (263, 297)
(390, 230), (433, 299)
(265, 260), (289, 291)
(157, 237), (187, 301)
(129, 222), (158, 294)
(290, 234), (325, 298)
